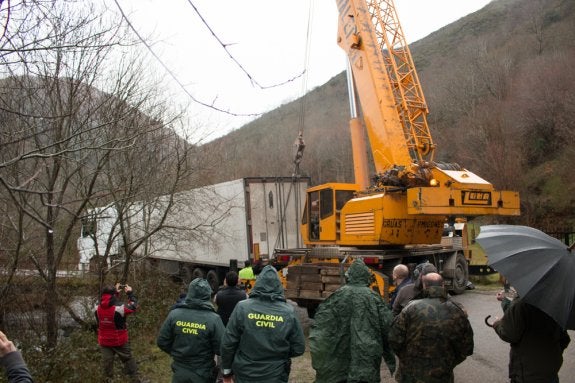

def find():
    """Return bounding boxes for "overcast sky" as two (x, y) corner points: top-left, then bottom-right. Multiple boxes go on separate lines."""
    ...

(115, 0), (492, 141)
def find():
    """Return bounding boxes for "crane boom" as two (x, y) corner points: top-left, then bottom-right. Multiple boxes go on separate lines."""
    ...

(337, 0), (434, 172)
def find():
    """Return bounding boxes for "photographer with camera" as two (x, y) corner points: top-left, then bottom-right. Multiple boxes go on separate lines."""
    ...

(94, 283), (146, 383)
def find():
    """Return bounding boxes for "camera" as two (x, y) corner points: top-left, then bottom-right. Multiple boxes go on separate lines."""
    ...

(118, 284), (126, 290)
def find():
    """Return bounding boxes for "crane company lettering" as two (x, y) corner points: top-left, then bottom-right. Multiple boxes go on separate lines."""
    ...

(383, 219), (402, 228)
(248, 313), (284, 328)
(416, 220), (443, 229)
(462, 191), (492, 205)
(176, 320), (206, 335)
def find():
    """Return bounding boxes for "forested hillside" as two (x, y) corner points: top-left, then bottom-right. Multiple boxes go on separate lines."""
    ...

(198, 0), (575, 229)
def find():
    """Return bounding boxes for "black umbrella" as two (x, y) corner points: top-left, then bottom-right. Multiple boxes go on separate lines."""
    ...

(476, 224), (575, 330)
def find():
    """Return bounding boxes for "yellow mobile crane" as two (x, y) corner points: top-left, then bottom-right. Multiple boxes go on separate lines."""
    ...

(274, 0), (520, 316)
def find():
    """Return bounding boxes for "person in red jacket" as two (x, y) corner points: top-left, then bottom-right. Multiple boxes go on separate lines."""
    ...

(94, 283), (143, 383)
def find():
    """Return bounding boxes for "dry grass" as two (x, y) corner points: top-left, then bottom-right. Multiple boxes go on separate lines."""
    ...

(289, 347), (316, 382)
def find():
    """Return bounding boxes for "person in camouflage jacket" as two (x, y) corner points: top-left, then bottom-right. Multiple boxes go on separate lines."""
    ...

(389, 273), (473, 383)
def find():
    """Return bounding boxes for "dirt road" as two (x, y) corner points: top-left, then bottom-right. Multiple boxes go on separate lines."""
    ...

(289, 289), (575, 383)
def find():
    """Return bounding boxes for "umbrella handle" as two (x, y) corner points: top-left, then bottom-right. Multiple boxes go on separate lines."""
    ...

(484, 315), (494, 328)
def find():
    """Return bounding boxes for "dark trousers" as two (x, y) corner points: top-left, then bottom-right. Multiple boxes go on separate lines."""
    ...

(100, 342), (139, 382)
(171, 362), (217, 383)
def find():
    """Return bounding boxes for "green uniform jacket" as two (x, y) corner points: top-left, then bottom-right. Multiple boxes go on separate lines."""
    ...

(493, 298), (570, 383)
(389, 285), (474, 383)
(157, 279), (225, 383)
(310, 258), (396, 383)
(221, 265), (306, 383)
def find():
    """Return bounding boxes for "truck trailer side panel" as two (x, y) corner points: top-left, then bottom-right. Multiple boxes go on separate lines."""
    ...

(78, 177), (309, 284)
(143, 179), (250, 267)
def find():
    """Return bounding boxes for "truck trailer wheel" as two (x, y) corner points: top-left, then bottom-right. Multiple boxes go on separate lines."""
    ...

(206, 270), (220, 293)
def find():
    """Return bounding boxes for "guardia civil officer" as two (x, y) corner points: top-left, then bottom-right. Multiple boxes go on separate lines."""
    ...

(157, 278), (225, 383)
(220, 265), (305, 383)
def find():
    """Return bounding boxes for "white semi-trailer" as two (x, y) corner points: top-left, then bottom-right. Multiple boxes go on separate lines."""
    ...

(77, 177), (309, 290)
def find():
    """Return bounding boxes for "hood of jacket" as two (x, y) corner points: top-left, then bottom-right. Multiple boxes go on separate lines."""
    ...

(249, 265), (285, 301)
(345, 259), (372, 286)
(100, 292), (118, 307)
(184, 278), (215, 311)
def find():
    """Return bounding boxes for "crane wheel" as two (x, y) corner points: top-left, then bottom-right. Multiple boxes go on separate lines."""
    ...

(449, 253), (469, 295)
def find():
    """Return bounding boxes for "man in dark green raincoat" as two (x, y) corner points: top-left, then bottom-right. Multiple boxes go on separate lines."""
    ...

(220, 265), (305, 383)
(157, 278), (225, 383)
(310, 258), (396, 383)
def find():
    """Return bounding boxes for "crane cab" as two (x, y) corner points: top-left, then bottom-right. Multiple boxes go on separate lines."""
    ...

(301, 183), (359, 244)
(301, 182), (450, 247)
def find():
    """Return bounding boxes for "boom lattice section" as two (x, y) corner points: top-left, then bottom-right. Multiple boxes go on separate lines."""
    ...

(365, 0), (435, 163)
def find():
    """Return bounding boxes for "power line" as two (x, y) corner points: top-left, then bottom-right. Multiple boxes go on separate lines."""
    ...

(112, 0), (259, 117)
(185, 0), (304, 90)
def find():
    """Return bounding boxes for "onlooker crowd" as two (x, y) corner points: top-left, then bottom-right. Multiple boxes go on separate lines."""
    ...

(4, 259), (571, 383)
